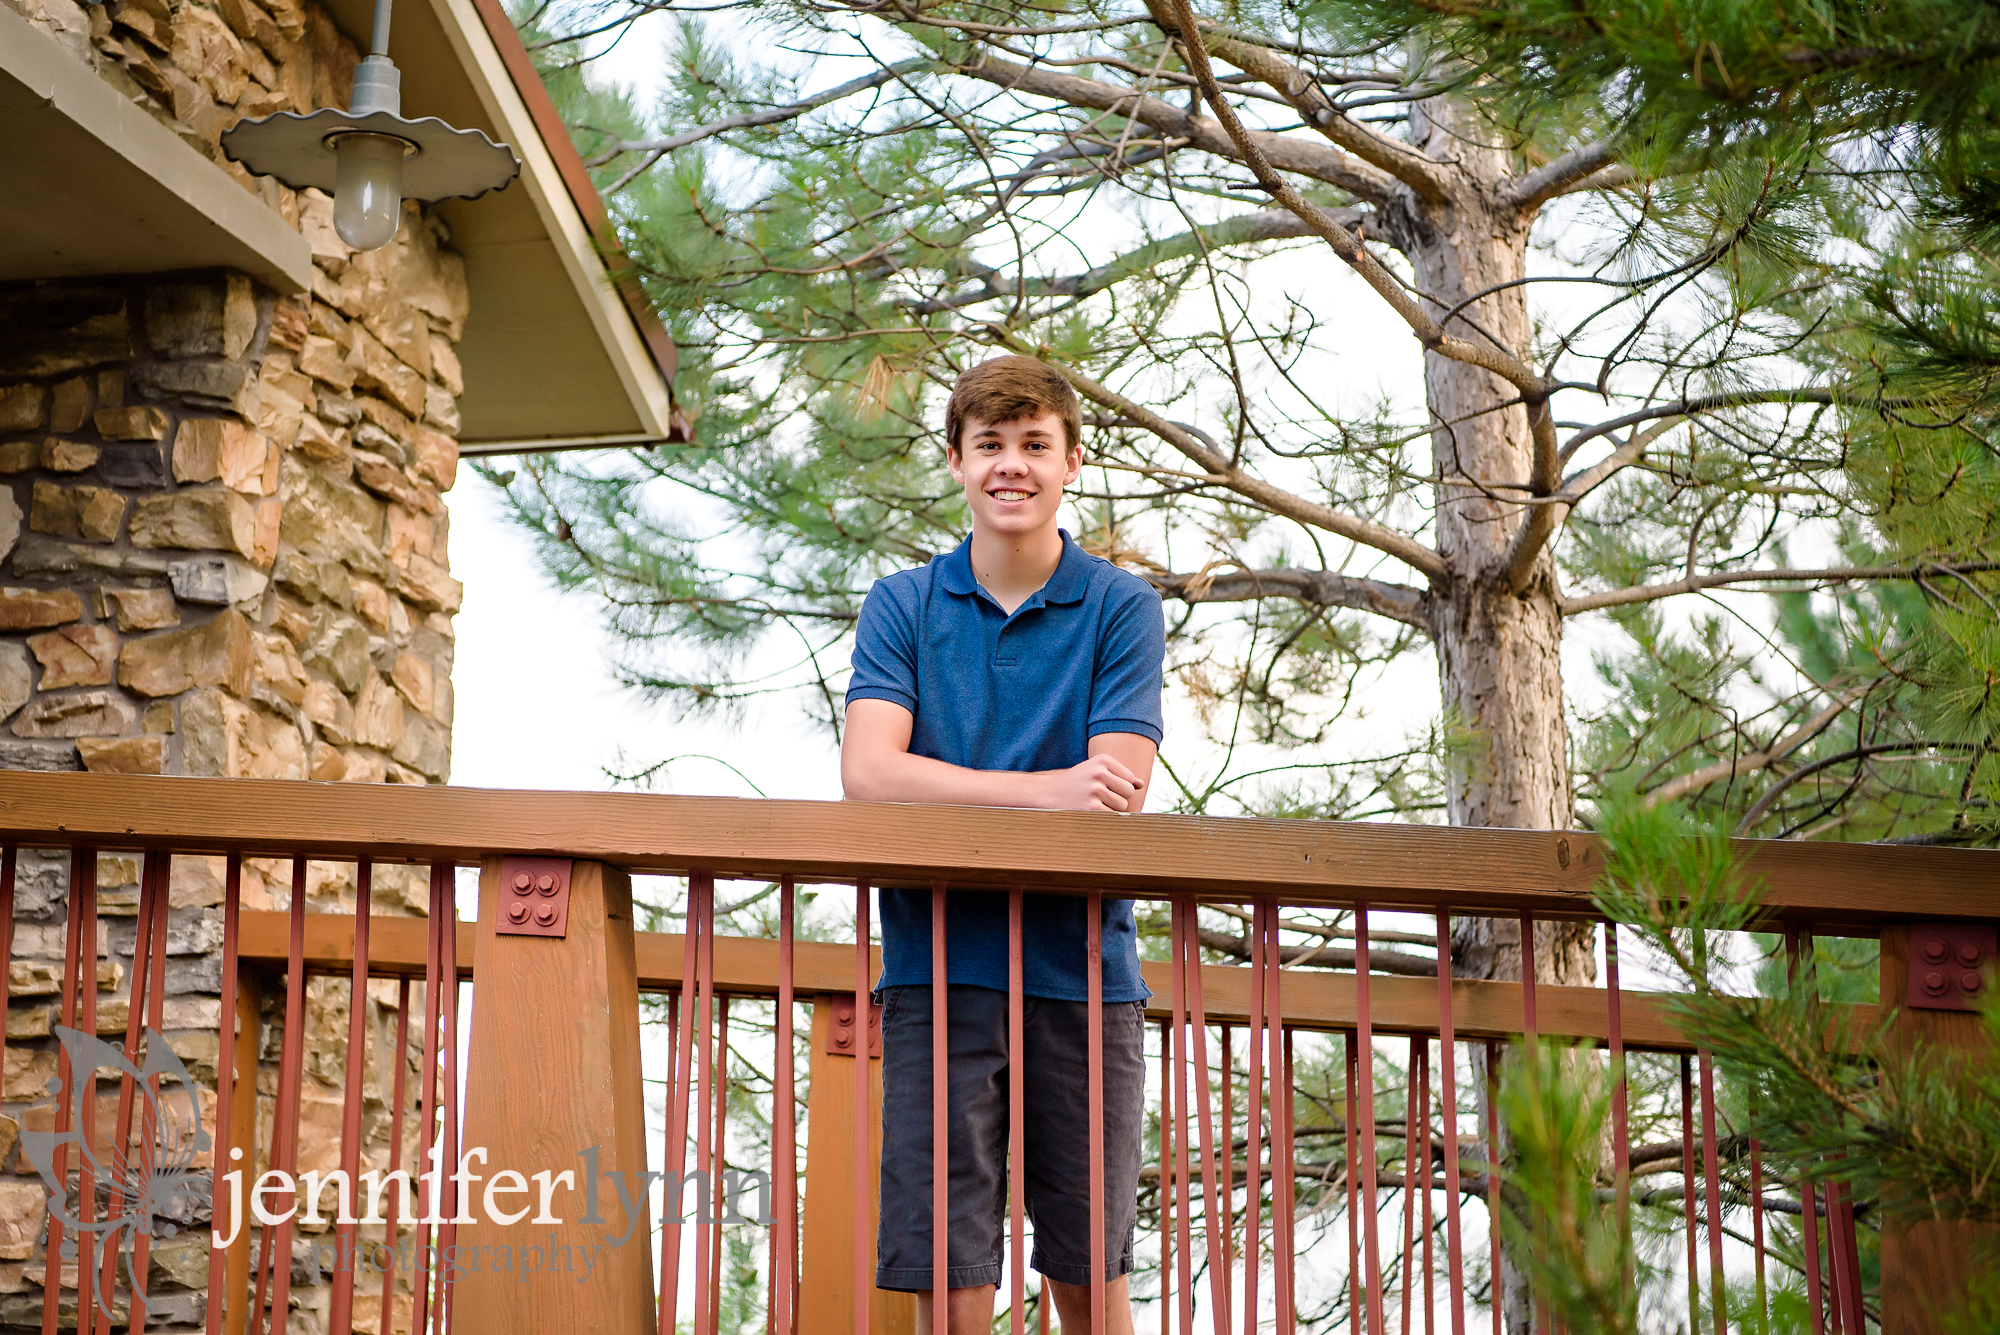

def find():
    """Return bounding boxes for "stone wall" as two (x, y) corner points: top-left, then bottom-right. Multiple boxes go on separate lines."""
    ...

(2, 0), (476, 1325)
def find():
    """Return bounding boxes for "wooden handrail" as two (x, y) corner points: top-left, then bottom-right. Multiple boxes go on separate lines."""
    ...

(234, 910), (1876, 1055)
(2, 771), (1993, 922)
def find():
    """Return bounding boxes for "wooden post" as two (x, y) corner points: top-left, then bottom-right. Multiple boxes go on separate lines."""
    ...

(799, 996), (913, 1335)
(455, 859), (655, 1335)
(1878, 924), (1997, 1334)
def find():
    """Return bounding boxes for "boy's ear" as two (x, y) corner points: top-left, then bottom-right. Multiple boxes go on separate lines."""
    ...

(1063, 443), (1084, 484)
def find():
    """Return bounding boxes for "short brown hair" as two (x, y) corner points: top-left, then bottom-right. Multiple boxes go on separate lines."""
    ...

(944, 355), (1083, 455)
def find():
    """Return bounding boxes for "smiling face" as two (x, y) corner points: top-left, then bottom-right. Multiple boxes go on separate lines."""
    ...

(947, 411), (1083, 539)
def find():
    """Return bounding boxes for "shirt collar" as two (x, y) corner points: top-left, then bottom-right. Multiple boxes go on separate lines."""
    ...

(936, 530), (1093, 608)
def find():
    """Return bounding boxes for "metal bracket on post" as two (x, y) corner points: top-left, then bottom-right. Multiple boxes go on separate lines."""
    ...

(1906, 922), (1997, 1011)
(496, 857), (572, 937)
(824, 992), (881, 1057)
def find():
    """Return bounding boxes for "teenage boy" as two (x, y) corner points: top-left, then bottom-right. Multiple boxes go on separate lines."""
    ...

(843, 355), (1166, 1335)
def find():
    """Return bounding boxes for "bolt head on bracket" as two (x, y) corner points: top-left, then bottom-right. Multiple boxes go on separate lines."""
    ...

(496, 857), (572, 938)
(1908, 922), (1997, 1011)
(824, 992), (882, 1058)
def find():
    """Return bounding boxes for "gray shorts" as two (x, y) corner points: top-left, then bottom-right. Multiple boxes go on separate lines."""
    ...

(875, 985), (1146, 1291)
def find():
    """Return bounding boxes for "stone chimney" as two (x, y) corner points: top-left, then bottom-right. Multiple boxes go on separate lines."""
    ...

(1, 0), (475, 1323)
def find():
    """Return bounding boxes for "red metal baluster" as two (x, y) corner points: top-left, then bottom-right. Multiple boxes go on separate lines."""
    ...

(1434, 914), (1465, 1335)
(267, 859), (309, 1335)
(1749, 1107), (1766, 1335)
(1698, 1047), (1727, 1335)
(1356, 904), (1384, 1335)
(1483, 1042), (1499, 1335)
(931, 883), (949, 1335)
(1347, 1031), (1360, 1335)
(1181, 899), (1228, 1333)
(1087, 891), (1106, 1334)
(412, 865), (449, 1335)
(1244, 903), (1264, 1335)
(1400, 1036), (1417, 1335)
(1519, 913), (1547, 1335)
(330, 862), (373, 1335)
(1220, 1022), (1233, 1318)
(44, 852), (87, 1335)
(773, 877), (797, 1335)
(1009, 887), (1026, 1335)
(1517, 913), (1537, 1044)
(853, 881), (871, 1335)
(381, 976), (411, 1335)
(1680, 1055), (1699, 1335)
(99, 852), (159, 1335)
(1832, 1179), (1862, 1335)
(1168, 900), (1192, 1335)
(711, 993), (729, 1335)
(1272, 908), (1296, 1335)
(134, 853), (172, 1330)
(1160, 1019), (1173, 1335)
(1419, 1039), (1433, 1335)
(1783, 929), (1824, 1335)
(1825, 1175), (1856, 1335)
(78, 850), (100, 1331)
(1605, 922), (1631, 1296)
(206, 857), (243, 1335)
(435, 865), (462, 1335)
(694, 878), (717, 1335)
(662, 877), (700, 1330)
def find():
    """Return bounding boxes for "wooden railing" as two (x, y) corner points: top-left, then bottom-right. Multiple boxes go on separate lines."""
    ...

(0, 772), (1994, 1335)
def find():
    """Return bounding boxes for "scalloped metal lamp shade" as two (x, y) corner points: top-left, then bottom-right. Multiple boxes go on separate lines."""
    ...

(221, 45), (520, 250)
(221, 108), (520, 203)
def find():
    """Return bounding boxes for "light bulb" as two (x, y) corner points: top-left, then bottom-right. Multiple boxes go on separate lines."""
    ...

(333, 134), (406, 250)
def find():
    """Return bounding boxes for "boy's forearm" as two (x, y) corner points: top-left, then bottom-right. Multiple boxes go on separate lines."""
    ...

(842, 748), (1056, 808)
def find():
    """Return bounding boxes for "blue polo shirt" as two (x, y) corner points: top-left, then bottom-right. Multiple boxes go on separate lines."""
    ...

(846, 530), (1165, 1002)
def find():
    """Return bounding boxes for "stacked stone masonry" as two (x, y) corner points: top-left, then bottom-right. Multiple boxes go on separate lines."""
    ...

(2, 0), (474, 1325)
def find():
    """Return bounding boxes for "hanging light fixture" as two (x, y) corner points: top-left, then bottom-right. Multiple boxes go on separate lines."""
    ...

(222, 0), (520, 250)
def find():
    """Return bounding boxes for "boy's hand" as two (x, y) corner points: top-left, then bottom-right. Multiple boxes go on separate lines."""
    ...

(1047, 754), (1145, 812)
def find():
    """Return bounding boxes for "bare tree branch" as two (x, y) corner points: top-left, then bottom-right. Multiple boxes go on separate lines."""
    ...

(1153, 0), (1555, 407)
(1197, 924), (1436, 974)
(1561, 560), (2000, 615)
(1502, 140), (1624, 212)
(1187, 17), (1452, 203)
(955, 54), (1404, 203)
(1150, 566), (1432, 629)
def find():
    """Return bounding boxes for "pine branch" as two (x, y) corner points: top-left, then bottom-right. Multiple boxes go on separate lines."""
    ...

(584, 59), (933, 189)
(955, 54), (1403, 203)
(1562, 559), (2000, 615)
(910, 207), (1363, 314)
(1150, 566), (1431, 629)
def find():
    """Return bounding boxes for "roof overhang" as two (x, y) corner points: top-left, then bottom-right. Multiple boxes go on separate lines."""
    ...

(0, 4), (313, 293)
(323, 0), (684, 450)
(2, 0), (680, 451)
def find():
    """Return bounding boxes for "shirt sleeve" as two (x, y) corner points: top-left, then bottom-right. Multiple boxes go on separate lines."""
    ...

(1088, 579), (1166, 744)
(845, 577), (920, 714)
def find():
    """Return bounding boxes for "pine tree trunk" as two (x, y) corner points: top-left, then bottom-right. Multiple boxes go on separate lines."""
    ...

(1400, 93), (1595, 1335)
